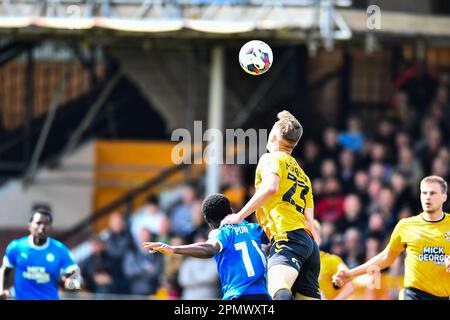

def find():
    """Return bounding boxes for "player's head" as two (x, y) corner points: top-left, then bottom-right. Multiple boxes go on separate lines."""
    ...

(311, 219), (322, 247)
(267, 111), (303, 153)
(201, 193), (233, 229)
(28, 209), (53, 242)
(420, 175), (448, 214)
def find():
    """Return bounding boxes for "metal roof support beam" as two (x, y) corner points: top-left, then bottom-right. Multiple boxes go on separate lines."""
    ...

(205, 45), (224, 196)
(23, 57), (75, 188)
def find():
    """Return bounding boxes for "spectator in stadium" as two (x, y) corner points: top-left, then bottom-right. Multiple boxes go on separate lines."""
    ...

(329, 234), (346, 258)
(336, 194), (367, 234)
(391, 90), (415, 129)
(320, 158), (339, 180)
(395, 145), (423, 193)
(427, 101), (446, 134)
(415, 125), (442, 174)
(338, 149), (356, 193)
(366, 178), (383, 211)
(0, 209), (81, 300)
(100, 211), (132, 294)
(390, 171), (415, 215)
(350, 170), (370, 204)
(221, 165), (247, 210)
(365, 212), (387, 240)
(130, 195), (170, 245)
(438, 146), (450, 164)
(190, 197), (211, 236)
(374, 119), (397, 155)
(123, 228), (164, 296)
(80, 236), (116, 295)
(177, 232), (221, 299)
(343, 228), (364, 269)
(162, 236), (186, 299)
(315, 177), (345, 223)
(311, 178), (325, 201)
(369, 187), (397, 228)
(438, 83), (450, 136)
(320, 127), (341, 162)
(369, 141), (390, 165)
(316, 219), (334, 252)
(364, 232), (383, 261)
(394, 130), (412, 150)
(397, 206), (414, 220)
(400, 60), (437, 125)
(430, 156), (450, 183)
(301, 139), (322, 179)
(338, 116), (365, 153)
(169, 185), (198, 242)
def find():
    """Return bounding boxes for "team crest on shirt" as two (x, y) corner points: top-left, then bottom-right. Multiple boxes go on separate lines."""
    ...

(445, 231), (450, 241)
(46, 253), (55, 262)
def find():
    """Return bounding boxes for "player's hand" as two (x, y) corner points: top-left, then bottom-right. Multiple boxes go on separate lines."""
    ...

(0, 289), (11, 300)
(64, 277), (81, 291)
(143, 242), (174, 255)
(332, 269), (352, 288)
(445, 255), (450, 272)
(220, 213), (243, 226)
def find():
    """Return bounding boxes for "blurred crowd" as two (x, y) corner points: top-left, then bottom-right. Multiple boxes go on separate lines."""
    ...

(77, 61), (450, 300)
(78, 186), (221, 299)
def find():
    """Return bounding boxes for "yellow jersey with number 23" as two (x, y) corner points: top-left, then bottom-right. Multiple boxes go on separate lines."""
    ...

(255, 151), (314, 243)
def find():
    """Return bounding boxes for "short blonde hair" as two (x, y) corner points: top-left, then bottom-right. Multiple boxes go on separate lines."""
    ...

(272, 110), (303, 148)
(420, 175), (448, 194)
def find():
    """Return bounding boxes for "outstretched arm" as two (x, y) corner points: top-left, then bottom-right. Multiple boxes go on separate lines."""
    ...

(144, 241), (220, 259)
(332, 247), (400, 287)
(221, 173), (280, 225)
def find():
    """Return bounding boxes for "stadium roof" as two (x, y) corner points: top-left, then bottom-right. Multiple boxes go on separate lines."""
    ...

(0, 1), (450, 41)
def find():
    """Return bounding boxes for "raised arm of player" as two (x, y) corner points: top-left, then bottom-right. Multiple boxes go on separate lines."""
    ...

(0, 264), (13, 300)
(143, 241), (221, 259)
(332, 247), (400, 287)
(220, 173), (280, 226)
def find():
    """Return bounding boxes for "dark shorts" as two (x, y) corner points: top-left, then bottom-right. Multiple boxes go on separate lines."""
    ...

(268, 229), (321, 299)
(403, 287), (449, 300)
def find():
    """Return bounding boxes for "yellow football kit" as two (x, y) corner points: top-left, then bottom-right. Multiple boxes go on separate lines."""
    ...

(387, 213), (450, 298)
(255, 151), (314, 242)
(319, 251), (348, 300)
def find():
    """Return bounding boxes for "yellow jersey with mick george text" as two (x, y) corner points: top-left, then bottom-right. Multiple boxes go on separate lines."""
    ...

(255, 151), (314, 243)
(386, 213), (450, 297)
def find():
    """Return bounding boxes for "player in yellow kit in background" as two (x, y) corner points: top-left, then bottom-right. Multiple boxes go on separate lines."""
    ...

(333, 175), (450, 300)
(221, 110), (320, 300)
(311, 220), (354, 300)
